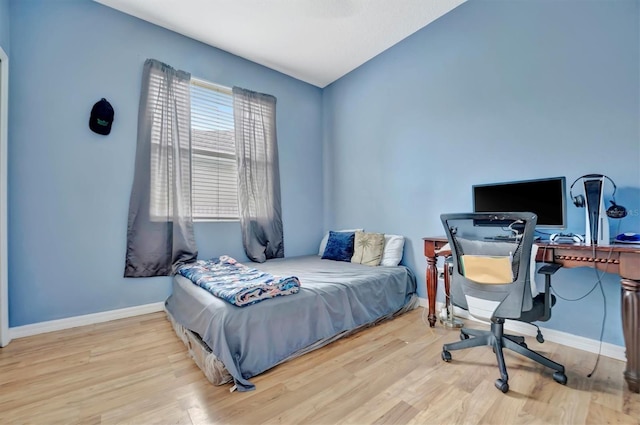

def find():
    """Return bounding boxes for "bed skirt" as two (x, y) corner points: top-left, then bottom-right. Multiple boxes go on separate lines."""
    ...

(165, 308), (233, 385)
(165, 293), (419, 387)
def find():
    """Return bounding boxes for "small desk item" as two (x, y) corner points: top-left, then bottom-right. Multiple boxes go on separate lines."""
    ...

(423, 236), (640, 393)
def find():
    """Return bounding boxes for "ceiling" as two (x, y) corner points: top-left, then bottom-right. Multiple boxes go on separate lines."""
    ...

(95, 0), (466, 88)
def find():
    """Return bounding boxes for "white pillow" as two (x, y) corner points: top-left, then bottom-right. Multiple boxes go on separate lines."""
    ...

(380, 234), (405, 266)
(318, 229), (363, 256)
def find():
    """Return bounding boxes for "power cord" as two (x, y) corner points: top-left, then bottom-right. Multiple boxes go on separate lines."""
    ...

(585, 220), (621, 378)
(441, 260), (456, 324)
(550, 246), (613, 378)
(550, 276), (602, 302)
(546, 230), (616, 302)
(587, 272), (606, 378)
(508, 220), (524, 240)
(545, 221), (620, 378)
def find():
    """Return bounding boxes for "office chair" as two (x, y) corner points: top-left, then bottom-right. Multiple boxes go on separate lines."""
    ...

(440, 212), (567, 393)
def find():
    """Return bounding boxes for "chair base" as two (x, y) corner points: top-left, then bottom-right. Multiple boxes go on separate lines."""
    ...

(439, 316), (464, 328)
(441, 320), (567, 393)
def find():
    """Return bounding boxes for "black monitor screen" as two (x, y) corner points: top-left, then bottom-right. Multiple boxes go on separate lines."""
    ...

(472, 177), (567, 229)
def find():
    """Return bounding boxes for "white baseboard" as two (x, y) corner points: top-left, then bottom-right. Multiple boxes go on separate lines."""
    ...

(419, 297), (626, 362)
(9, 302), (165, 340)
(8, 298), (627, 363)
(501, 320), (626, 362)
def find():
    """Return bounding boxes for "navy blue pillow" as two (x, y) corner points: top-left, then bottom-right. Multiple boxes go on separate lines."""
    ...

(322, 231), (356, 262)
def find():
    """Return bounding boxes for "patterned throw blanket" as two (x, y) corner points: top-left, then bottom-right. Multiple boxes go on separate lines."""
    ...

(177, 256), (301, 307)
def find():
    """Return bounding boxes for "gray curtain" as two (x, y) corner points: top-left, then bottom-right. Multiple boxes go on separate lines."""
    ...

(233, 87), (284, 263)
(124, 59), (197, 277)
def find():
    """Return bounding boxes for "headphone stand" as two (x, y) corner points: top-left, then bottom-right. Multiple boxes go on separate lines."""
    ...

(582, 177), (609, 245)
(569, 174), (627, 245)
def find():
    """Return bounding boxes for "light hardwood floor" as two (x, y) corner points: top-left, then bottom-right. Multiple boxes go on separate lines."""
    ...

(0, 309), (638, 425)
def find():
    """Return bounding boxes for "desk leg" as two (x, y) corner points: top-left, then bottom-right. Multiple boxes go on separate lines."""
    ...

(621, 278), (639, 393)
(426, 254), (438, 327)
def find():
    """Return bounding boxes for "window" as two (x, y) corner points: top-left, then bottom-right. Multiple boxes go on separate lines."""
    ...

(190, 79), (238, 221)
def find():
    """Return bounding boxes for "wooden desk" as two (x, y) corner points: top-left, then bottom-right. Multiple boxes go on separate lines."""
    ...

(423, 236), (640, 393)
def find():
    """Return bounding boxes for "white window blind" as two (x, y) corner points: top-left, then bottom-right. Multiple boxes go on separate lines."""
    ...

(190, 79), (238, 221)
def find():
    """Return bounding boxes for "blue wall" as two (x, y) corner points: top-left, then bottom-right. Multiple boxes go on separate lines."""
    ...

(0, 0), (8, 54)
(4, 0), (640, 347)
(322, 0), (639, 345)
(7, 0), (323, 326)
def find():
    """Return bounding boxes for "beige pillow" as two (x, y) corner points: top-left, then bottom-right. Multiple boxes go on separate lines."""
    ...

(351, 231), (385, 266)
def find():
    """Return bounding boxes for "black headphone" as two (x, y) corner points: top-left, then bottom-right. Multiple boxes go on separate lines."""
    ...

(569, 174), (627, 219)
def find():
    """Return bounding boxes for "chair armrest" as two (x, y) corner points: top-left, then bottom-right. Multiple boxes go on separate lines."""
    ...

(536, 263), (561, 322)
(538, 263), (562, 275)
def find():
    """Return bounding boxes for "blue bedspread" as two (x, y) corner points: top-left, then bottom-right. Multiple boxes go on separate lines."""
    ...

(177, 256), (300, 307)
(166, 255), (417, 391)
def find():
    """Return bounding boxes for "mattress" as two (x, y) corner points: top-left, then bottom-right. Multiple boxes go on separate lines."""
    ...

(165, 255), (418, 391)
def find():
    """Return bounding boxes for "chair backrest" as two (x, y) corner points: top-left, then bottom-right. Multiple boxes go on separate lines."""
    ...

(440, 212), (537, 321)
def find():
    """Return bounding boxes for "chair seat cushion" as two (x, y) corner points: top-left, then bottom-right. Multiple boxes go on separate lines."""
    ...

(518, 293), (556, 322)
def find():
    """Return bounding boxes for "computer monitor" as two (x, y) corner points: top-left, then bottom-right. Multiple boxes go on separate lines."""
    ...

(472, 177), (567, 229)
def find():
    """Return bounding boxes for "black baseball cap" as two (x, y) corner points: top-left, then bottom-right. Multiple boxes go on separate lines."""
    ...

(89, 98), (114, 135)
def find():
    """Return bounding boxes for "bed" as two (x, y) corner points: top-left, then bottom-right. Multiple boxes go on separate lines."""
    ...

(165, 254), (418, 391)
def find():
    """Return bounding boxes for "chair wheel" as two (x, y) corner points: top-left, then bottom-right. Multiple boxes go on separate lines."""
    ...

(495, 379), (509, 393)
(460, 332), (469, 340)
(553, 372), (568, 385)
(442, 350), (452, 362)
